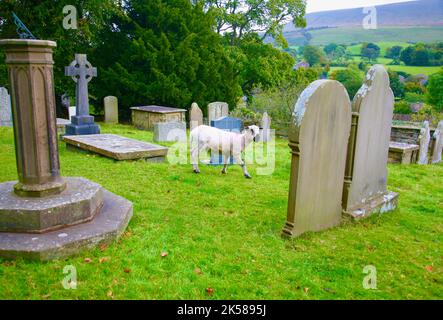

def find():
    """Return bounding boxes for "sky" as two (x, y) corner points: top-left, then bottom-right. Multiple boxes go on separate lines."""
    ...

(306, 0), (416, 13)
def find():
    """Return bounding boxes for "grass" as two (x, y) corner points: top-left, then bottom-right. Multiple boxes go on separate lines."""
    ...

(0, 124), (442, 300)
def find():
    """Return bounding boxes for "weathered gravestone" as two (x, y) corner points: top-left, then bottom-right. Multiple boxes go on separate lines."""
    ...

(418, 121), (431, 165)
(65, 54), (100, 135)
(342, 65), (399, 219)
(432, 121), (443, 164)
(154, 121), (187, 143)
(282, 80), (351, 238)
(258, 112), (271, 142)
(0, 39), (132, 260)
(208, 102), (229, 124)
(210, 116), (243, 165)
(190, 102), (203, 131)
(0, 87), (13, 127)
(104, 96), (119, 124)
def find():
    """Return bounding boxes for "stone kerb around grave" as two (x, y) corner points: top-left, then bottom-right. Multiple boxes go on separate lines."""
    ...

(283, 80), (352, 238)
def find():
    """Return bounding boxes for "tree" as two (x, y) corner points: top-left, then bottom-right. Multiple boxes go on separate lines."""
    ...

(388, 70), (405, 99)
(385, 46), (403, 60)
(361, 43), (380, 62)
(303, 45), (326, 66)
(426, 69), (443, 112)
(324, 43), (338, 57)
(201, 0), (306, 46)
(330, 65), (364, 99)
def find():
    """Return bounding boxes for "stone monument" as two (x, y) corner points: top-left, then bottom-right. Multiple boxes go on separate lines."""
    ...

(208, 102), (228, 124)
(432, 121), (443, 164)
(342, 65), (399, 219)
(104, 96), (119, 124)
(0, 87), (13, 127)
(282, 80), (352, 238)
(0, 39), (132, 260)
(259, 112), (271, 142)
(190, 102), (203, 131)
(418, 121), (431, 165)
(65, 54), (100, 135)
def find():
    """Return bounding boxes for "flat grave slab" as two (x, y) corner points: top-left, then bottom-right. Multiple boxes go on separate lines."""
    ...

(64, 134), (168, 161)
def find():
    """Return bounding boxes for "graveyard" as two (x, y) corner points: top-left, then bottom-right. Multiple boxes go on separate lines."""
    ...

(0, 1), (442, 302)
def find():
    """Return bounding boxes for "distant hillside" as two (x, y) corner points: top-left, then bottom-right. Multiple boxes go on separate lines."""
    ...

(280, 0), (443, 46)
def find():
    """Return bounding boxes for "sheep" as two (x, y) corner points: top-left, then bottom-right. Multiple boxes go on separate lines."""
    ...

(190, 125), (260, 179)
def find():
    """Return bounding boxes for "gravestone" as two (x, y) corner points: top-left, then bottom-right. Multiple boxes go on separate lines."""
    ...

(210, 116), (243, 165)
(208, 102), (228, 124)
(104, 96), (119, 124)
(190, 102), (203, 131)
(65, 54), (100, 135)
(342, 65), (399, 219)
(154, 121), (187, 143)
(0, 39), (132, 261)
(432, 121), (443, 164)
(282, 80), (352, 238)
(69, 106), (76, 120)
(0, 87), (13, 127)
(418, 121), (431, 165)
(259, 112), (271, 142)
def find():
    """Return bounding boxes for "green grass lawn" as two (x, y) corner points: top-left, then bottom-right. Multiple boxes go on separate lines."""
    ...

(0, 124), (442, 300)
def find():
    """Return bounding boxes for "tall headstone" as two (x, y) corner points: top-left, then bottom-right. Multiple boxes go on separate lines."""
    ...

(190, 102), (203, 131)
(104, 96), (119, 124)
(418, 121), (431, 165)
(431, 121), (443, 164)
(342, 65), (399, 219)
(259, 112), (271, 142)
(282, 80), (352, 238)
(208, 102), (228, 124)
(0, 87), (13, 127)
(65, 54), (100, 135)
(0, 39), (132, 261)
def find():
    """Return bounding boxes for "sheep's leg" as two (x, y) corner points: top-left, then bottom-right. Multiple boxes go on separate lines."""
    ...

(234, 153), (252, 179)
(221, 153), (229, 174)
(191, 142), (206, 174)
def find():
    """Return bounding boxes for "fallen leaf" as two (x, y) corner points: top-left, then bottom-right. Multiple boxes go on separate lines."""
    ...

(42, 294), (51, 299)
(194, 268), (203, 275)
(99, 243), (108, 252)
(99, 257), (108, 263)
(161, 252), (168, 258)
(425, 265), (434, 272)
(124, 268), (131, 273)
(303, 287), (309, 294)
(84, 258), (92, 263)
(107, 290), (113, 298)
(206, 288), (214, 296)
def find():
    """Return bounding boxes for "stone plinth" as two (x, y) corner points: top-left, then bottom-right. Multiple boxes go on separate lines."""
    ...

(389, 142), (419, 164)
(131, 106), (186, 131)
(0, 189), (132, 261)
(0, 178), (102, 234)
(154, 121), (187, 142)
(64, 134), (168, 161)
(0, 39), (66, 197)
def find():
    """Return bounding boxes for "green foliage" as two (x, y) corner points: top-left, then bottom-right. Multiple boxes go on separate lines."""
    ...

(404, 92), (426, 104)
(411, 104), (443, 127)
(388, 70), (405, 99)
(394, 101), (412, 114)
(400, 43), (443, 66)
(361, 42), (381, 62)
(385, 45), (403, 60)
(203, 0), (306, 46)
(426, 69), (443, 112)
(330, 65), (364, 99)
(303, 45), (326, 66)
(405, 82), (426, 95)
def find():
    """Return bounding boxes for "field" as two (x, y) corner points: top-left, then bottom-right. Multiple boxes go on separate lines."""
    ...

(284, 26), (443, 47)
(0, 124), (442, 300)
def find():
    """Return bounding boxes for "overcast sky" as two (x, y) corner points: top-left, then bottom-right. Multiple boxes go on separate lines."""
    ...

(307, 0), (416, 13)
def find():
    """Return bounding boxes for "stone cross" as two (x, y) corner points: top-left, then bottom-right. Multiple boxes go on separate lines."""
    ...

(342, 65), (398, 219)
(65, 54), (97, 118)
(208, 102), (228, 124)
(0, 87), (13, 127)
(432, 121), (443, 164)
(190, 102), (203, 131)
(418, 121), (431, 165)
(282, 80), (351, 238)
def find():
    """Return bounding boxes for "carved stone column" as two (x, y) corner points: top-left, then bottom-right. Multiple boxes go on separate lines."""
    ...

(0, 39), (66, 197)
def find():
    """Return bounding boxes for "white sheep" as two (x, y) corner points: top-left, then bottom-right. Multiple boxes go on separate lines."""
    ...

(190, 125), (260, 178)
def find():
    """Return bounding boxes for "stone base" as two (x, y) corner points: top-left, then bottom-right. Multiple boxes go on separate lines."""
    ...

(389, 142), (419, 164)
(0, 189), (133, 261)
(64, 134), (168, 161)
(343, 191), (399, 220)
(0, 178), (102, 233)
(65, 123), (101, 135)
